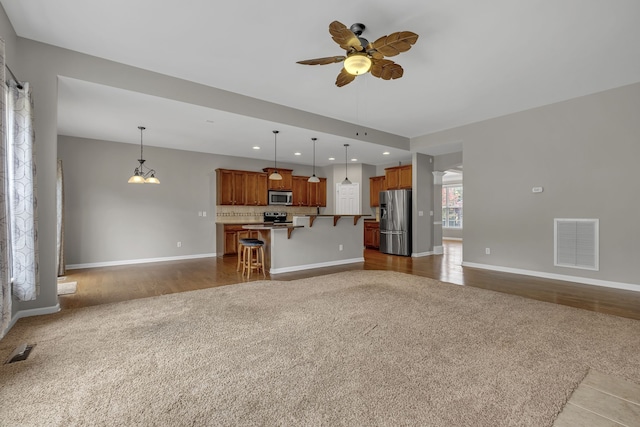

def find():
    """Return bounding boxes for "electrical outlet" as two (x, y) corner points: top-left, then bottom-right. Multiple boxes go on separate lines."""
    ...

(485, 248), (490, 255)
(202, 211), (207, 217)
(198, 211), (202, 217)
(339, 244), (343, 251)
(177, 242), (182, 248)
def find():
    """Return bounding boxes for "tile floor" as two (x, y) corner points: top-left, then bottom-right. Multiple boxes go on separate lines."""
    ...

(554, 370), (640, 426)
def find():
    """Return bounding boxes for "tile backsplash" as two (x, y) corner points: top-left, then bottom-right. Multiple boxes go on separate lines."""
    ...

(216, 205), (318, 223)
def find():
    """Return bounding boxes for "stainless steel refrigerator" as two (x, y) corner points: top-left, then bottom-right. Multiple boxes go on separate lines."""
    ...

(379, 189), (412, 256)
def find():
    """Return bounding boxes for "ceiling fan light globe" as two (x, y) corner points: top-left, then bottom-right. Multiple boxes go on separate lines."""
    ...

(344, 54), (371, 75)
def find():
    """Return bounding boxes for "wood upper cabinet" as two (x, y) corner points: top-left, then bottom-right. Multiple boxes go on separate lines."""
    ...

(308, 177), (327, 207)
(263, 168), (293, 190)
(292, 176), (309, 206)
(216, 169), (246, 205)
(245, 172), (268, 206)
(364, 221), (380, 249)
(369, 176), (386, 207)
(385, 165), (412, 190)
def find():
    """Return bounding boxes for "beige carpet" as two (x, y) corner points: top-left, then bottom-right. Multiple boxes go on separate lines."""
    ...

(1, 271), (639, 426)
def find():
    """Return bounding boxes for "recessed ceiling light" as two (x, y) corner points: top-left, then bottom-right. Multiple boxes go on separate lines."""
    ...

(252, 146), (260, 150)
(294, 152), (301, 156)
(351, 158), (357, 162)
(205, 119), (215, 124)
(383, 151), (390, 155)
(328, 157), (335, 161)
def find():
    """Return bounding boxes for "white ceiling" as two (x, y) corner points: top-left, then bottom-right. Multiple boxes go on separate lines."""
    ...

(3, 0), (640, 167)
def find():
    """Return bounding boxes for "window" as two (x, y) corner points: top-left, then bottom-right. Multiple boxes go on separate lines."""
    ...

(442, 185), (463, 228)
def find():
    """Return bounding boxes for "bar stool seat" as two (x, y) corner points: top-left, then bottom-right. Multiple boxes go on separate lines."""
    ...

(237, 238), (262, 272)
(242, 240), (265, 279)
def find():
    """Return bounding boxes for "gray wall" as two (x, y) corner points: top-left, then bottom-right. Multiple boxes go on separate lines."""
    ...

(413, 82), (640, 285)
(412, 153), (434, 255)
(58, 135), (326, 265)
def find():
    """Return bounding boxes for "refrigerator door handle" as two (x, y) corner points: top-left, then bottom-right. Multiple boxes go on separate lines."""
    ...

(380, 230), (403, 235)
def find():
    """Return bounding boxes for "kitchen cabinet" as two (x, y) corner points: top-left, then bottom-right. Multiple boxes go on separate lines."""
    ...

(385, 165), (412, 190)
(364, 221), (380, 249)
(308, 177), (327, 207)
(245, 172), (268, 206)
(369, 175), (386, 207)
(223, 225), (259, 255)
(292, 176), (309, 206)
(263, 168), (293, 190)
(216, 169), (246, 205)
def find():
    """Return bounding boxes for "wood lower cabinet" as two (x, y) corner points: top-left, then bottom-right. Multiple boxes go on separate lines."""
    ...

(223, 225), (260, 255)
(369, 176), (386, 207)
(263, 168), (293, 190)
(364, 221), (380, 249)
(385, 165), (412, 190)
(308, 177), (327, 207)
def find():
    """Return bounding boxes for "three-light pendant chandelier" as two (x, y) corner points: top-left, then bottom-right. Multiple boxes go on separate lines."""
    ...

(128, 126), (160, 184)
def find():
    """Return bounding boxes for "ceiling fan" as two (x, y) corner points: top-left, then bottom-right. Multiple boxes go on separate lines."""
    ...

(297, 21), (419, 87)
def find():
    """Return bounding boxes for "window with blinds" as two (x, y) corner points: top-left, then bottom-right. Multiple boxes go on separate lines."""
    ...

(554, 219), (599, 271)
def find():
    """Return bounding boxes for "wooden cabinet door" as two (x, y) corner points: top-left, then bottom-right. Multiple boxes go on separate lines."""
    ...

(309, 177), (327, 207)
(217, 169), (234, 205)
(232, 171), (246, 205)
(224, 231), (238, 255)
(292, 176), (309, 206)
(369, 176), (386, 206)
(244, 172), (268, 206)
(385, 168), (399, 190)
(398, 165), (412, 189)
(364, 222), (380, 249)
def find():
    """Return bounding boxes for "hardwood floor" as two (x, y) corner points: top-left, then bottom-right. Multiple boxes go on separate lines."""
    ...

(58, 241), (640, 320)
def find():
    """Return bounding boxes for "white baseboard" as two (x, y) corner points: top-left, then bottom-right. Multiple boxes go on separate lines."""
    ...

(461, 262), (640, 292)
(433, 246), (444, 255)
(270, 257), (364, 274)
(443, 237), (463, 241)
(412, 251), (434, 258)
(66, 253), (216, 270)
(5, 303), (61, 335)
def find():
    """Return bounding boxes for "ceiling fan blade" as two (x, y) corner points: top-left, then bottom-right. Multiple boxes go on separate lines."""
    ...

(329, 20), (364, 52)
(371, 31), (419, 57)
(335, 68), (356, 87)
(370, 59), (404, 80)
(297, 56), (346, 66)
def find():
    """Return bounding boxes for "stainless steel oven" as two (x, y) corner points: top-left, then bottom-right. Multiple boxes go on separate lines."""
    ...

(268, 190), (293, 206)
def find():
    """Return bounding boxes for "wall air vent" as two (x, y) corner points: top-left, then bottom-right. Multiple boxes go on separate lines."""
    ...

(554, 219), (599, 271)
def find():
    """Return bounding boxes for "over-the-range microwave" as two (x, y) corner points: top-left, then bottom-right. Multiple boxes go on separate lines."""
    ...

(268, 190), (293, 206)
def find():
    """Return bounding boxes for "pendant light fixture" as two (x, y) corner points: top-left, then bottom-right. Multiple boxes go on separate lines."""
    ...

(269, 130), (282, 180)
(128, 126), (160, 184)
(308, 137), (320, 183)
(342, 144), (352, 185)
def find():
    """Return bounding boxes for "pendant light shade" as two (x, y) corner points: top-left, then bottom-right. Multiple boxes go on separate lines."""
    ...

(128, 126), (160, 184)
(308, 137), (320, 183)
(269, 130), (283, 180)
(342, 144), (352, 185)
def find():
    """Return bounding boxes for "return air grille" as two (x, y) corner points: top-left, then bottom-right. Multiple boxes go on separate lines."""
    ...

(554, 219), (599, 271)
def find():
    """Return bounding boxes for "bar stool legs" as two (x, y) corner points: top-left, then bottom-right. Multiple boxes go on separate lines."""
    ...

(242, 243), (265, 279)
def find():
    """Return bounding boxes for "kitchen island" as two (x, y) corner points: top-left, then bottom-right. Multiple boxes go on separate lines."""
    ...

(243, 215), (367, 274)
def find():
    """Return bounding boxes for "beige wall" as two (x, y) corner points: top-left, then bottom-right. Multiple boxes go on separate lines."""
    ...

(413, 82), (640, 286)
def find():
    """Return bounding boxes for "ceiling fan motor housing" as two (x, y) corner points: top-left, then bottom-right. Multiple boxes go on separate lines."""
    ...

(349, 23), (369, 48)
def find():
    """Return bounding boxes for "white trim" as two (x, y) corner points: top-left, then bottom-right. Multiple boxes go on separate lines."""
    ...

(433, 246), (444, 255)
(66, 253), (216, 270)
(443, 237), (463, 241)
(433, 221), (443, 225)
(5, 304), (61, 334)
(269, 257), (364, 274)
(412, 251), (434, 258)
(461, 262), (640, 292)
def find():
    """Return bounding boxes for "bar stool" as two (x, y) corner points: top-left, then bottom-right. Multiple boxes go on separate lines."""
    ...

(242, 240), (266, 279)
(237, 238), (261, 272)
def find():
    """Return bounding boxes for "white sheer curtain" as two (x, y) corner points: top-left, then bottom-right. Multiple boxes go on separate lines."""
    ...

(7, 78), (38, 301)
(0, 38), (11, 337)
